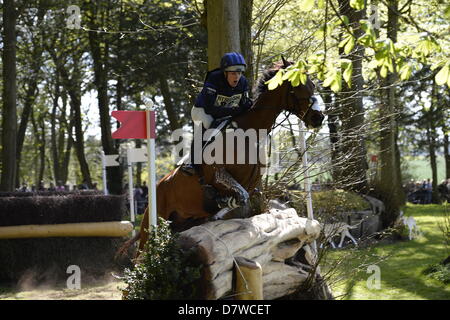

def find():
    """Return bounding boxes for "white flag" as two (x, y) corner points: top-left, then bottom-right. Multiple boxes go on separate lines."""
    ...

(104, 154), (120, 167)
(127, 148), (148, 163)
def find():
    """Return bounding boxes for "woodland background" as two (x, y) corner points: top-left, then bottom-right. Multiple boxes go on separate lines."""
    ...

(0, 0), (449, 229)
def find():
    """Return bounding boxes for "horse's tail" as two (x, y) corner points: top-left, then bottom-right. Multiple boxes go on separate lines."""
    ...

(115, 230), (141, 261)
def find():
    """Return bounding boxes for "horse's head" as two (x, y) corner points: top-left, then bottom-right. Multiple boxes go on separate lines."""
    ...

(256, 57), (325, 128)
(280, 57), (325, 129)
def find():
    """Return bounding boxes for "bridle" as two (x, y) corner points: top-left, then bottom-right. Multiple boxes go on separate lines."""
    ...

(285, 82), (315, 121)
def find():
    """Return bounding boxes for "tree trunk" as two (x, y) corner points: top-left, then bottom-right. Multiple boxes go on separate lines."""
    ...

(239, 0), (254, 90)
(159, 74), (180, 132)
(444, 132), (450, 179)
(48, 44), (92, 188)
(86, 0), (123, 194)
(61, 106), (75, 185)
(15, 5), (45, 188)
(51, 75), (62, 183)
(16, 80), (40, 187)
(377, 0), (404, 228)
(70, 90), (93, 188)
(428, 79), (440, 203)
(1, 0), (18, 191)
(206, 0), (241, 70)
(337, 0), (368, 193)
(31, 109), (46, 187)
(324, 90), (341, 183)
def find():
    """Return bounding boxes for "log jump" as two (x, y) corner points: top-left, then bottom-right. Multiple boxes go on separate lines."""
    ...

(178, 207), (322, 300)
(0, 221), (133, 239)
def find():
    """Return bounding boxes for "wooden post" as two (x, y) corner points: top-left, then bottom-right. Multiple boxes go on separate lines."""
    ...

(234, 257), (263, 300)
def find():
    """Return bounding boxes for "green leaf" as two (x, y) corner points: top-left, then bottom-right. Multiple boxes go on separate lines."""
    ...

(266, 70), (284, 90)
(349, 0), (365, 10)
(341, 15), (350, 26)
(282, 69), (295, 81)
(318, 0), (325, 9)
(343, 62), (353, 87)
(323, 73), (334, 88)
(331, 71), (342, 92)
(435, 63), (450, 86)
(344, 37), (355, 54)
(339, 36), (350, 48)
(445, 5), (450, 19)
(399, 63), (412, 81)
(367, 59), (379, 69)
(323, 68), (342, 93)
(300, 0), (315, 11)
(299, 72), (307, 85)
(380, 65), (388, 78)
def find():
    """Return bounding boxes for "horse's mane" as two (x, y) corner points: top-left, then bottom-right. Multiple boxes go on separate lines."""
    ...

(254, 61), (288, 99)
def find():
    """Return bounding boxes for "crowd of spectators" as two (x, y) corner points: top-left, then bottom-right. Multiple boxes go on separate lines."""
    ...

(16, 180), (98, 192)
(405, 178), (450, 204)
(124, 181), (148, 215)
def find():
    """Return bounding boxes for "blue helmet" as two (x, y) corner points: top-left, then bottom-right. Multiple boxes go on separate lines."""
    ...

(220, 52), (246, 72)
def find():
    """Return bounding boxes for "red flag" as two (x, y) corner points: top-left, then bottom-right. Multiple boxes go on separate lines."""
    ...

(111, 110), (155, 139)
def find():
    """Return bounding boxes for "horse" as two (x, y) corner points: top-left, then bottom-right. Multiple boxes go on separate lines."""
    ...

(117, 58), (325, 259)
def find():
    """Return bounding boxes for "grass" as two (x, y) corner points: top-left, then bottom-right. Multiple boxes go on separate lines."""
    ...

(324, 203), (450, 300)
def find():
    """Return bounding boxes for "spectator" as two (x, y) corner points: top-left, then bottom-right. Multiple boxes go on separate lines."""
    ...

(79, 179), (88, 190)
(141, 181), (148, 200)
(134, 185), (145, 215)
(48, 182), (56, 192)
(19, 183), (28, 192)
(423, 179), (432, 204)
(38, 180), (46, 191)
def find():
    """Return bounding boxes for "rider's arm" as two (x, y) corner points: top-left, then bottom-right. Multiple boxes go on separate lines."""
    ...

(195, 83), (246, 118)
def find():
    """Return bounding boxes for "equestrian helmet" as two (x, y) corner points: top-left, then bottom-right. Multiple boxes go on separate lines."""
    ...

(220, 52), (246, 72)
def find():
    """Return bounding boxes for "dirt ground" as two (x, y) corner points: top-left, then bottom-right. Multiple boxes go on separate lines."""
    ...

(0, 280), (126, 300)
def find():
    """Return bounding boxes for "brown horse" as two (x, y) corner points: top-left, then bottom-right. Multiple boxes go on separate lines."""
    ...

(117, 59), (325, 258)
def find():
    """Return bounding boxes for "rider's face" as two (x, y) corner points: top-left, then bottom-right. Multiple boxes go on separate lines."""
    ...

(225, 71), (242, 87)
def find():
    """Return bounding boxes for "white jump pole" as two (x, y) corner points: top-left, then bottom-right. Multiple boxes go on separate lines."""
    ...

(298, 121), (317, 254)
(145, 100), (157, 229)
(127, 149), (136, 237)
(101, 151), (108, 195)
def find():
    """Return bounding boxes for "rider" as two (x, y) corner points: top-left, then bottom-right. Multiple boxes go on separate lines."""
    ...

(182, 52), (253, 175)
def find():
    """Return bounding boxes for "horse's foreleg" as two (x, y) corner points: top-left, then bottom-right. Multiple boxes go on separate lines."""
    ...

(214, 167), (249, 206)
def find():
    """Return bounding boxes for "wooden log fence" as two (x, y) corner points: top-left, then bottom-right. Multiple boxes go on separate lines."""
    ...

(178, 207), (322, 300)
